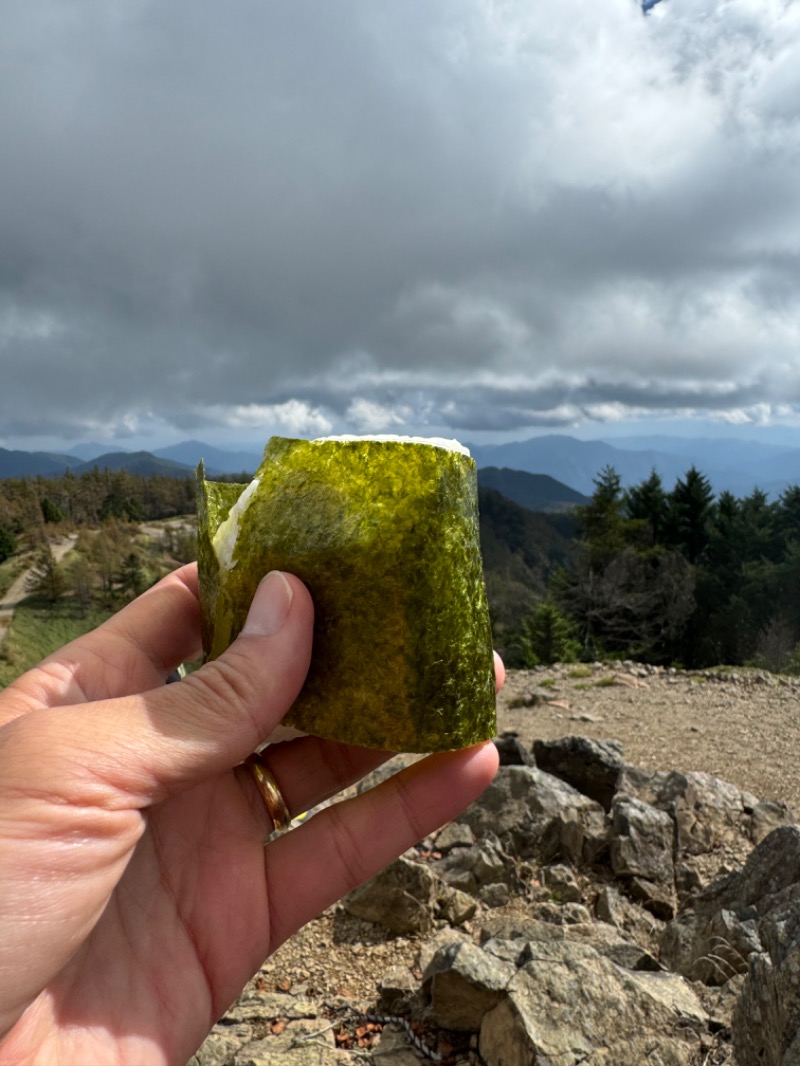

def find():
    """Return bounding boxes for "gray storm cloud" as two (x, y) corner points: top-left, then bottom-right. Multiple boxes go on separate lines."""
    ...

(1, 0), (800, 446)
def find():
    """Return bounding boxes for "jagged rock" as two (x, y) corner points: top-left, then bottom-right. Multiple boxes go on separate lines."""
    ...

(478, 914), (661, 973)
(190, 1023), (257, 1066)
(432, 821), (475, 852)
(617, 770), (794, 894)
(231, 1021), (344, 1066)
(595, 883), (627, 925)
(662, 827), (800, 985)
(733, 890), (800, 1065)
(460, 765), (607, 864)
(541, 863), (582, 903)
(610, 794), (677, 917)
(479, 937), (707, 1066)
(533, 735), (625, 811)
(655, 771), (748, 856)
(195, 737), (800, 1066)
(477, 883), (511, 908)
(610, 796), (676, 884)
(432, 832), (515, 895)
(629, 877), (676, 921)
(190, 996), (338, 1066)
(616, 762), (672, 806)
(377, 966), (420, 1015)
(595, 883), (665, 956)
(531, 900), (592, 926)
(748, 798), (796, 846)
(437, 885), (478, 926)
(423, 940), (515, 1030)
(494, 730), (536, 766)
(343, 856), (438, 934)
(342, 855), (474, 933)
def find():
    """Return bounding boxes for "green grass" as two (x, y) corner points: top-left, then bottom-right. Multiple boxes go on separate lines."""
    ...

(567, 666), (593, 679)
(593, 675), (617, 688)
(0, 599), (115, 689)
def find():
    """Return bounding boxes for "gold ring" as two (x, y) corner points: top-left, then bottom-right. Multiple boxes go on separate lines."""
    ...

(245, 754), (292, 833)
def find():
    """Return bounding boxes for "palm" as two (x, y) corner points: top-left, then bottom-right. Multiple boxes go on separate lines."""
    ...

(0, 566), (499, 1065)
(39, 774), (272, 1065)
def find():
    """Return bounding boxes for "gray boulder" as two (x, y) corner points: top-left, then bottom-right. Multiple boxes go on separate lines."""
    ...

(662, 826), (800, 985)
(422, 940), (515, 1030)
(432, 832), (516, 895)
(533, 735), (625, 811)
(479, 938), (706, 1066)
(610, 795), (677, 918)
(460, 765), (607, 864)
(494, 731), (536, 766)
(341, 854), (474, 934)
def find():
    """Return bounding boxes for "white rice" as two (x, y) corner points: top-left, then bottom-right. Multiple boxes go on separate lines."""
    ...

(314, 434), (470, 456)
(212, 476), (261, 570)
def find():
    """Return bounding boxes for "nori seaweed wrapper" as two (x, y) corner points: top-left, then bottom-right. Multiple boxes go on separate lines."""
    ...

(196, 436), (496, 752)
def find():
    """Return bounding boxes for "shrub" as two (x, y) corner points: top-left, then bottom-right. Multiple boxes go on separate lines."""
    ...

(0, 527), (17, 563)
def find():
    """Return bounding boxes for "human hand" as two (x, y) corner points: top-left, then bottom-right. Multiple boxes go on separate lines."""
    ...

(0, 564), (500, 1065)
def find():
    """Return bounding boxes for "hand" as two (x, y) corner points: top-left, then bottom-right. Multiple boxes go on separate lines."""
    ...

(0, 565), (500, 1065)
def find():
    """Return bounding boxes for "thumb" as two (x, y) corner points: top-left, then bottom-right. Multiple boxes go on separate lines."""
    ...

(139, 569), (315, 797)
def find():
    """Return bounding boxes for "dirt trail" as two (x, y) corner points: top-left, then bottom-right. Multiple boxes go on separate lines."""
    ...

(0, 535), (78, 647)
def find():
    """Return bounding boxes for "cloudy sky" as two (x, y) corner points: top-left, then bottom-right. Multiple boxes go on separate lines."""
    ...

(2, 0), (800, 453)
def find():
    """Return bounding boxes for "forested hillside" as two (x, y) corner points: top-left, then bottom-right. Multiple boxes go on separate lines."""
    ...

(551, 465), (800, 672)
(3, 462), (800, 678)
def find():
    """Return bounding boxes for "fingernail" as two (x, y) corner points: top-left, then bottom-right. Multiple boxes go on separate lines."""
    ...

(242, 571), (293, 637)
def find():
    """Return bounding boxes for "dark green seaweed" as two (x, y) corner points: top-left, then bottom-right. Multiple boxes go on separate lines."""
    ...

(196, 437), (496, 752)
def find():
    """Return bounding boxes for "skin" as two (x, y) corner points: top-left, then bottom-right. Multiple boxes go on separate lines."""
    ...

(0, 564), (501, 1066)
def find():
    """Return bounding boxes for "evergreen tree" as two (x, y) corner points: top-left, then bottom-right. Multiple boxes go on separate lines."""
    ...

(513, 600), (580, 667)
(67, 556), (95, 616)
(625, 469), (668, 548)
(574, 466), (629, 570)
(118, 550), (149, 598)
(40, 497), (65, 524)
(666, 466), (714, 564)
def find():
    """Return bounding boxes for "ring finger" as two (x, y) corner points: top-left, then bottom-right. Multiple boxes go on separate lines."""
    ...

(236, 736), (393, 835)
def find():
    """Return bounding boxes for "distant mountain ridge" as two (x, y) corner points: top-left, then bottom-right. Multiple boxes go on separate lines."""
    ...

(4, 433), (800, 497)
(0, 447), (82, 478)
(470, 433), (800, 498)
(153, 440), (263, 474)
(478, 467), (588, 512)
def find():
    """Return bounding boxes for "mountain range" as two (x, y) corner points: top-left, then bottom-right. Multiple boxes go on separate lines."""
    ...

(3, 432), (800, 501)
(469, 434), (800, 498)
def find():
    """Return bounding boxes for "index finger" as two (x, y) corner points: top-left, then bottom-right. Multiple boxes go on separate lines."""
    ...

(1, 564), (203, 720)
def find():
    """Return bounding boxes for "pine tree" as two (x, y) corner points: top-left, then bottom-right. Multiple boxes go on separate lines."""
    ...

(666, 466), (714, 564)
(625, 469), (668, 548)
(514, 600), (580, 667)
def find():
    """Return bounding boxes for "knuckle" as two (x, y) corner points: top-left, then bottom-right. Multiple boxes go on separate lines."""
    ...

(186, 655), (262, 732)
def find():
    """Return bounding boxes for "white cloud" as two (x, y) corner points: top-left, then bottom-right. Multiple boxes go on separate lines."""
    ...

(202, 402), (333, 437)
(345, 398), (406, 434)
(2, 0), (800, 447)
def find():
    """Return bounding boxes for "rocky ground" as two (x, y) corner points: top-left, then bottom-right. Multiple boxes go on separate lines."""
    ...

(500, 661), (800, 816)
(192, 664), (800, 1066)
